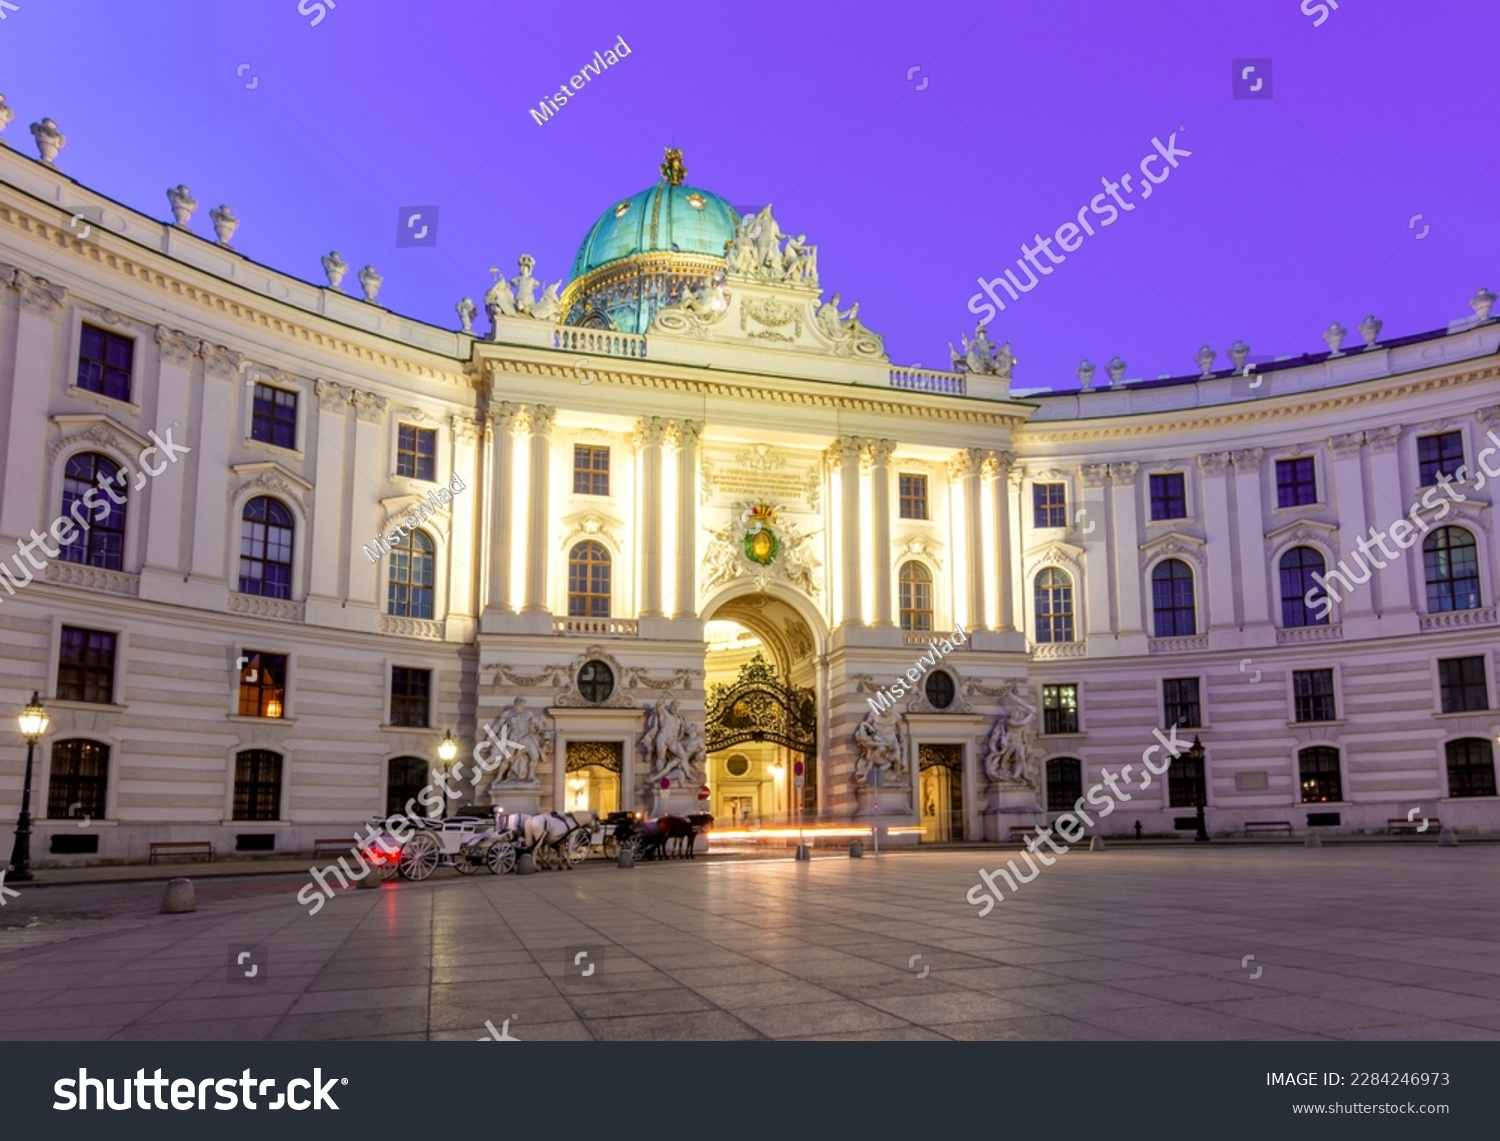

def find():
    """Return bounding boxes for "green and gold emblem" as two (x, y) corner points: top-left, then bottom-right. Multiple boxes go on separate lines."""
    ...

(741, 502), (780, 566)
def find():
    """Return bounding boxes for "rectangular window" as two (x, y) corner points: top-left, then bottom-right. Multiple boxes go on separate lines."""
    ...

(390, 666), (432, 728)
(233, 751), (283, 821)
(396, 424), (437, 480)
(1275, 457), (1318, 507)
(1292, 669), (1337, 722)
(1042, 683), (1079, 734)
(898, 474), (928, 520)
(1446, 739), (1497, 798)
(573, 445), (610, 496)
(251, 384), (298, 449)
(1439, 656), (1489, 713)
(237, 652), (288, 718)
(1299, 748), (1343, 803)
(47, 740), (110, 820)
(1167, 753), (1203, 808)
(1149, 473), (1187, 520)
(1417, 431), (1464, 487)
(1163, 677), (1201, 730)
(1033, 483), (1066, 529)
(57, 627), (117, 705)
(76, 324), (134, 403)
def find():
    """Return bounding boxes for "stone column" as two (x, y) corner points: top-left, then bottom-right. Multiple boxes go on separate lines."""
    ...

(830, 435), (865, 628)
(1365, 426), (1412, 615)
(449, 414), (482, 620)
(950, 448), (985, 632)
(348, 390), (389, 611)
(987, 453), (1018, 632)
(864, 439), (895, 626)
(521, 405), (554, 613)
(481, 402), (518, 625)
(1080, 463), (1112, 639)
(1110, 462), (1144, 635)
(634, 416), (668, 618)
(1198, 452), (1236, 632)
(1, 273), (67, 542)
(138, 327), (198, 600)
(672, 419), (701, 619)
(189, 345), (238, 589)
(307, 379), (349, 604)
(1231, 448), (1271, 626)
(1328, 431), (1374, 621)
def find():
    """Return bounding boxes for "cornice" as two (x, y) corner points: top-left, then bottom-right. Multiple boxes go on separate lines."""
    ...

(0, 200), (470, 390)
(483, 357), (1032, 428)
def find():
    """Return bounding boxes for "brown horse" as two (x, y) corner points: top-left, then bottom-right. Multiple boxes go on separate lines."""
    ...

(662, 812), (714, 858)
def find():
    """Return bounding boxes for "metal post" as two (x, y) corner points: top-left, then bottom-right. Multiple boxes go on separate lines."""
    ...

(6, 735), (36, 882)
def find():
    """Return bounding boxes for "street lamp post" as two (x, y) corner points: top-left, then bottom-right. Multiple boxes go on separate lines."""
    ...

(1190, 735), (1209, 842)
(8, 692), (51, 882)
(438, 729), (458, 815)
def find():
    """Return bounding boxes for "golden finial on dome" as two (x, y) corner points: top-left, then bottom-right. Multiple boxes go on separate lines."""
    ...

(660, 147), (686, 186)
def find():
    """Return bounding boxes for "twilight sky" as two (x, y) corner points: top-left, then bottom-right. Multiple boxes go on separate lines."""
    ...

(4, 0), (1496, 391)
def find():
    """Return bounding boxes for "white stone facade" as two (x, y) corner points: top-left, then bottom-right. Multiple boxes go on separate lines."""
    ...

(1, 145), (1497, 865)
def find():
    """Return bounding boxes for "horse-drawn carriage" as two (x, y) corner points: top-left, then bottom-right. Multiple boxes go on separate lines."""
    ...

(363, 809), (600, 881)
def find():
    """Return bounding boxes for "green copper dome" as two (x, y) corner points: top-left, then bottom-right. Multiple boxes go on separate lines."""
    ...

(561, 149), (738, 334)
(570, 181), (738, 278)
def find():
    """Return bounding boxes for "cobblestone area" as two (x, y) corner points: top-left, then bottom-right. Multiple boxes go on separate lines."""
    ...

(1, 845), (1497, 1041)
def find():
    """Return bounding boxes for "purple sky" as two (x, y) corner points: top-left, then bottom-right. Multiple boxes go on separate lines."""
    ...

(5, 1), (1497, 390)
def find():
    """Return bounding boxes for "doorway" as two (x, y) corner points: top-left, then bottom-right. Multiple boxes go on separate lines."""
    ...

(919, 744), (964, 842)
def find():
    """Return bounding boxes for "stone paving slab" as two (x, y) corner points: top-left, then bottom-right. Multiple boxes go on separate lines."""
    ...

(0, 846), (1497, 1041)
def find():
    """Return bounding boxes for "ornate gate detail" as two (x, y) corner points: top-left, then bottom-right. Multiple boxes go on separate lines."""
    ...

(704, 654), (817, 808)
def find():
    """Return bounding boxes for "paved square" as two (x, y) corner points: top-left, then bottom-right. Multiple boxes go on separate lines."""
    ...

(1, 846), (1496, 1041)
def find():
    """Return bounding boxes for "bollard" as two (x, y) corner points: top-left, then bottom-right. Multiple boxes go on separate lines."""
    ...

(795, 844), (810, 861)
(848, 840), (863, 858)
(159, 877), (196, 913)
(616, 846), (634, 868)
(1438, 826), (1458, 847)
(357, 863), (381, 888)
(516, 852), (537, 874)
(1089, 836), (1105, 852)
(1305, 832), (1322, 847)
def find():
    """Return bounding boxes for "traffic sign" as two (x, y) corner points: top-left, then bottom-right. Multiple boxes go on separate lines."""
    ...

(659, 777), (671, 790)
(793, 761), (804, 777)
(697, 785), (711, 801)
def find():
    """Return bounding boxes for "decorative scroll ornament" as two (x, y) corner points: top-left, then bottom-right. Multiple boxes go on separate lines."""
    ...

(651, 271), (730, 336)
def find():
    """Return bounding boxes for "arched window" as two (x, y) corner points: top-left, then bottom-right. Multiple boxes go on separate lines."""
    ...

(1034, 568), (1074, 643)
(1446, 738), (1496, 798)
(1279, 546), (1329, 627)
(386, 756), (430, 817)
(898, 561), (933, 631)
(568, 542), (611, 617)
(1046, 757), (1082, 811)
(60, 453), (126, 570)
(47, 739), (109, 819)
(239, 497), (294, 599)
(1424, 527), (1481, 612)
(233, 749), (283, 821)
(388, 529), (435, 619)
(1298, 746), (1342, 803)
(1151, 559), (1197, 637)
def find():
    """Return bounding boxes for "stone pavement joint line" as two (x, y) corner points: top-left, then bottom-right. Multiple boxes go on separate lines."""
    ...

(0, 847), (1497, 1041)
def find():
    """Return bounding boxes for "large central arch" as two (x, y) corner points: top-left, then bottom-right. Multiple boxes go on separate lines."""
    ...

(700, 585), (827, 820)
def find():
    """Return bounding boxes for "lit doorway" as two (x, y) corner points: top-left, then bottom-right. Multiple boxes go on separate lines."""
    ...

(565, 741), (622, 815)
(919, 744), (964, 842)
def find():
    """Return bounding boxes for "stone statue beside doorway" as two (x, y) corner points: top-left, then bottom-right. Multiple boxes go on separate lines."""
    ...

(639, 698), (705, 786)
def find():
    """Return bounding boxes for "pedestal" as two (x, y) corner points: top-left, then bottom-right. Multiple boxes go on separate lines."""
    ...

(982, 782), (1044, 842)
(645, 785), (706, 818)
(481, 782), (542, 817)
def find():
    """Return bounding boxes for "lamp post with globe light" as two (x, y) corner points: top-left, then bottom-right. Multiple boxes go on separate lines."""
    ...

(438, 730), (458, 815)
(1190, 735), (1210, 842)
(8, 692), (50, 882)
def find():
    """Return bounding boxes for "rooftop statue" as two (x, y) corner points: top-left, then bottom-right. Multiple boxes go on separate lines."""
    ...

(485, 255), (562, 333)
(950, 323), (1015, 378)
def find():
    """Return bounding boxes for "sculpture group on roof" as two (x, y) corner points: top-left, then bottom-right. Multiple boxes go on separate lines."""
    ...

(950, 322), (1016, 378)
(483, 254), (562, 332)
(726, 205), (819, 286)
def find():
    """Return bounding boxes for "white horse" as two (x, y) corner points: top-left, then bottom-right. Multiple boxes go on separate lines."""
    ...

(520, 810), (598, 869)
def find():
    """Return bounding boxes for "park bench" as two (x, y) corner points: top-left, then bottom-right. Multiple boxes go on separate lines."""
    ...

(148, 840), (213, 865)
(1387, 817), (1440, 834)
(313, 837), (355, 856)
(1243, 821), (1293, 837)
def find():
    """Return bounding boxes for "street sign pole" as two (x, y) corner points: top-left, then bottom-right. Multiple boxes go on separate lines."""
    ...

(869, 768), (881, 856)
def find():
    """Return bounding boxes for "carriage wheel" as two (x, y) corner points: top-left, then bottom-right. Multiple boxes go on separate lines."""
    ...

(602, 835), (619, 861)
(487, 843), (517, 875)
(454, 845), (483, 875)
(562, 832), (589, 868)
(376, 853), (400, 880)
(537, 844), (561, 871)
(399, 832), (441, 881)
